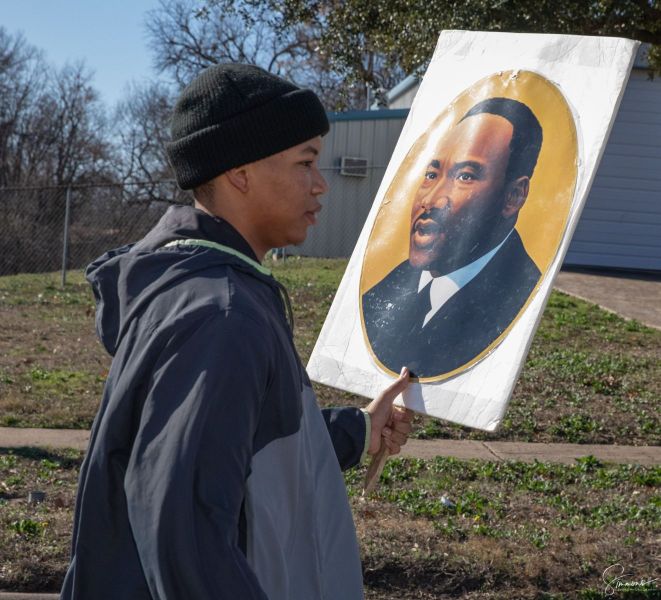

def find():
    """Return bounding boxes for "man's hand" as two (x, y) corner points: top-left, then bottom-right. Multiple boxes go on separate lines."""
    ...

(365, 367), (414, 456)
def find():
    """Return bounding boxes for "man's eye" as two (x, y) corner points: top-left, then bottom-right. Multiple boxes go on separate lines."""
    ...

(424, 171), (437, 180)
(457, 172), (475, 182)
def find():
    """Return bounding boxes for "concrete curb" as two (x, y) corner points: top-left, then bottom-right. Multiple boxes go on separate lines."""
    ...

(0, 594), (59, 599)
(400, 439), (661, 465)
(0, 427), (89, 451)
(2, 427), (659, 465)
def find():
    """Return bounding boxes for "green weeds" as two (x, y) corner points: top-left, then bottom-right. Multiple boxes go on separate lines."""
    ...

(0, 271), (91, 307)
(10, 518), (47, 538)
(550, 414), (601, 442)
(350, 457), (661, 537)
(2, 263), (660, 445)
(526, 349), (640, 395)
(0, 449), (82, 591)
(0, 367), (104, 428)
(351, 456), (660, 598)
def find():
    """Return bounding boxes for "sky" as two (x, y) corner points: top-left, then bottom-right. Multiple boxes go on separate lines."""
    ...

(1, 0), (164, 107)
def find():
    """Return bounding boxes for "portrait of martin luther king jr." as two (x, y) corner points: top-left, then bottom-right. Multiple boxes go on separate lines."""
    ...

(361, 97), (544, 380)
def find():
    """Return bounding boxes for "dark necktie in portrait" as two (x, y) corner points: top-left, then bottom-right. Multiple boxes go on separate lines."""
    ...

(362, 228), (540, 378)
(361, 96), (545, 379)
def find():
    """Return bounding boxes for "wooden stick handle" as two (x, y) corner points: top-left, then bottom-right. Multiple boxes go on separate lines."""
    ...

(362, 440), (389, 495)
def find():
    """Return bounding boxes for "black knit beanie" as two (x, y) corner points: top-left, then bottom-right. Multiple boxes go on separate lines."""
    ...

(166, 63), (330, 190)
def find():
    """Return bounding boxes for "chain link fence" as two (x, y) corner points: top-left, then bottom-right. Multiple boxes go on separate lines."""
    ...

(0, 165), (387, 280)
(0, 182), (185, 280)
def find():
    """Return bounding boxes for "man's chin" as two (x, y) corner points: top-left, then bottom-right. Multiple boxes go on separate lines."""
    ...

(284, 225), (312, 248)
(409, 239), (443, 270)
(409, 251), (437, 270)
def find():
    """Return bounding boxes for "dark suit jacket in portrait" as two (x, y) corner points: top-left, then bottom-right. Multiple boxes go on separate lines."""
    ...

(361, 229), (541, 379)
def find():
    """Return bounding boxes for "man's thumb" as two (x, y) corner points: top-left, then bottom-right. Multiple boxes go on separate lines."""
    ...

(381, 366), (410, 403)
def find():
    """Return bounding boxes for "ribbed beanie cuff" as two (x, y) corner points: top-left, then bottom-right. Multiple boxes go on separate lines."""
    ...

(166, 64), (330, 190)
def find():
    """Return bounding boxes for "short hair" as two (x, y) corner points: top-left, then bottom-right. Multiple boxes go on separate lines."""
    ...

(460, 98), (543, 183)
(192, 180), (215, 205)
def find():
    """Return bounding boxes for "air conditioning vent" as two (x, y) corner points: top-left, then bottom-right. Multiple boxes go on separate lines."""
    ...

(340, 156), (368, 177)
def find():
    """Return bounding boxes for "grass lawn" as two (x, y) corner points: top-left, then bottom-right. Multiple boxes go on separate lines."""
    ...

(2, 260), (658, 445)
(1, 260), (660, 596)
(1, 448), (659, 597)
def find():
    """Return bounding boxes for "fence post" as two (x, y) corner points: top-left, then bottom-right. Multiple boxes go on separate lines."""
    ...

(61, 186), (72, 287)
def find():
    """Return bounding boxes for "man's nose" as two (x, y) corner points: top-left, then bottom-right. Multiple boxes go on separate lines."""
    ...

(420, 192), (434, 210)
(420, 190), (448, 211)
(312, 168), (328, 196)
(421, 178), (450, 210)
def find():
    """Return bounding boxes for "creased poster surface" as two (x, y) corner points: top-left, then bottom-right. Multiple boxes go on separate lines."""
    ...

(307, 31), (638, 430)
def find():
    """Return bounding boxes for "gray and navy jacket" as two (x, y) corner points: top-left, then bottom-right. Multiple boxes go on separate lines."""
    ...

(61, 205), (367, 599)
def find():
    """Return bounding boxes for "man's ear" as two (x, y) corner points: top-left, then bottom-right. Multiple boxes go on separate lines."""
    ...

(502, 176), (530, 218)
(224, 166), (250, 193)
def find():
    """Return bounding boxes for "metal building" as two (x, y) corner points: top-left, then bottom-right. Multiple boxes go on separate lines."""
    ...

(566, 64), (661, 270)
(297, 47), (661, 271)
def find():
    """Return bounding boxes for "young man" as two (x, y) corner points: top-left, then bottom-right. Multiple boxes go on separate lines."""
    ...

(61, 64), (412, 599)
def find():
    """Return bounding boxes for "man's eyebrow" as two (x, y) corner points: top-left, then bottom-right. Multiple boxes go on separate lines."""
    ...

(428, 160), (440, 169)
(302, 146), (319, 156)
(450, 160), (484, 174)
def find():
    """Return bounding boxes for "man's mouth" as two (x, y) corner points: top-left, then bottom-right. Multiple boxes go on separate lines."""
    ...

(414, 219), (442, 235)
(304, 209), (320, 225)
(411, 211), (446, 247)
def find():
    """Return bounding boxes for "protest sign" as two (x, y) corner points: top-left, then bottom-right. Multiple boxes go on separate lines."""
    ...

(308, 30), (638, 430)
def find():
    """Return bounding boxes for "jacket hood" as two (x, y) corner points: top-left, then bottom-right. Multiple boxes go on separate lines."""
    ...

(86, 205), (278, 356)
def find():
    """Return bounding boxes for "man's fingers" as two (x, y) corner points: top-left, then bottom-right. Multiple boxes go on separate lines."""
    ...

(389, 431), (408, 446)
(366, 368), (412, 456)
(383, 436), (402, 456)
(386, 411), (412, 433)
(390, 419), (412, 437)
(392, 407), (414, 422)
(383, 427), (408, 447)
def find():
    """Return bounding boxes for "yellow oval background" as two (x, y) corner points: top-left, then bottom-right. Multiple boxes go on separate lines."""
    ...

(360, 70), (578, 381)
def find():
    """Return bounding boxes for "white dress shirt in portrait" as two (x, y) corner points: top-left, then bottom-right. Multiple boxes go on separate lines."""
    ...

(417, 230), (513, 328)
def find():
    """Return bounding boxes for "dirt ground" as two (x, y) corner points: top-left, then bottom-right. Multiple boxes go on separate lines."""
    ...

(1, 264), (660, 598)
(1, 450), (659, 598)
(1, 266), (659, 447)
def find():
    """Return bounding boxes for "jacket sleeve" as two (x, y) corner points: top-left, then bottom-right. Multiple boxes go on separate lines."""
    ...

(321, 407), (367, 471)
(124, 311), (271, 600)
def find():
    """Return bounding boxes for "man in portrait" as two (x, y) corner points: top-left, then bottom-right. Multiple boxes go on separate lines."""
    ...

(362, 97), (543, 379)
